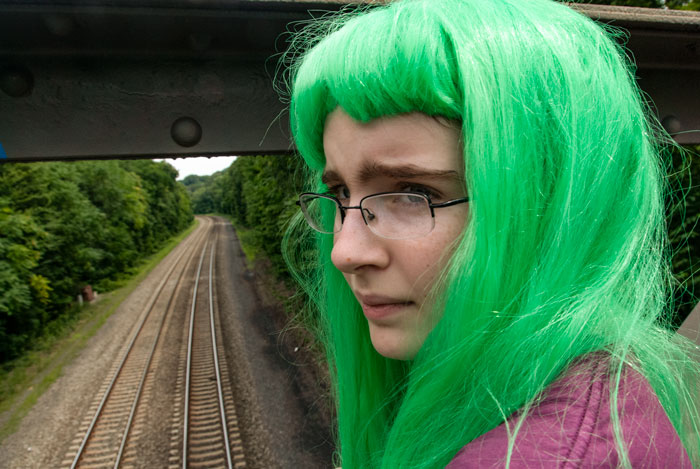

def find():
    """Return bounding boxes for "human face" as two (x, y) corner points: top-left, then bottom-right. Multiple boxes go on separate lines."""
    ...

(323, 108), (468, 360)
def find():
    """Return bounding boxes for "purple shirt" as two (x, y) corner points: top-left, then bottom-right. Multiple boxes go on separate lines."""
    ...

(448, 355), (691, 468)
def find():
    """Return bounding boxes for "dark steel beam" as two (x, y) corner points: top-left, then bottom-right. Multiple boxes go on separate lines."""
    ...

(0, 1), (699, 162)
(571, 4), (700, 145)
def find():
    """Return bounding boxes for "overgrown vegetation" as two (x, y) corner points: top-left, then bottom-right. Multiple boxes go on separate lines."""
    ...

(182, 155), (302, 278)
(669, 150), (700, 324)
(0, 160), (193, 363)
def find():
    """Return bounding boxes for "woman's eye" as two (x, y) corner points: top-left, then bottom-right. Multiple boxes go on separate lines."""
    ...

(403, 193), (428, 204)
(399, 184), (439, 200)
(329, 185), (350, 200)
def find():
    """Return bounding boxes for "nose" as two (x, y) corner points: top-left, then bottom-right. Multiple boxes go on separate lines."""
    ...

(330, 206), (390, 273)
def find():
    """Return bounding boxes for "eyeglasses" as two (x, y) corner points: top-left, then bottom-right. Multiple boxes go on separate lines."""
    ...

(297, 191), (469, 240)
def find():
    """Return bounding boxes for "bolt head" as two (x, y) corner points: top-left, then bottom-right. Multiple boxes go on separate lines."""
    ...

(661, 115), (682, 135)
(0, 66), (34, 97)
(171, 117), (202, 148)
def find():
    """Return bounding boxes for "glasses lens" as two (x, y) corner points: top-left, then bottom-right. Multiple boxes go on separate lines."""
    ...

(362, 193), (434, 239)
(299, 194), (339, 234)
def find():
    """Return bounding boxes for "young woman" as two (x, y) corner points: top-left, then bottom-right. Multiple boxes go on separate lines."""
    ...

(282, 0), (700, 466)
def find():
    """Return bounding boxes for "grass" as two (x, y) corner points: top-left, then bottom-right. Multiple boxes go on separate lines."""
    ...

(211, 214), (263, 266)
(0, 219), (198, 443)
(236, 228), (263, 263)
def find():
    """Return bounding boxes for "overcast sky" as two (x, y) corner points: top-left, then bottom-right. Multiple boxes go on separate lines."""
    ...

(156, 156), (237, 180)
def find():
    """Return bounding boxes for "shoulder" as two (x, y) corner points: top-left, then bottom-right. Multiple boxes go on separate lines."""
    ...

(447, 354), (691, 468)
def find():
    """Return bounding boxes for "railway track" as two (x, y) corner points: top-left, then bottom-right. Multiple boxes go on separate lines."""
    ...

(180, 228), (245, 469)
(62, 217), (245, 468)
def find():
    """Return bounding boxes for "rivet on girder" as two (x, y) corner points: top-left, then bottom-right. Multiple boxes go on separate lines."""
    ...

(43, 14), (75, 37)
(171, 117), (203, 147)
(189, 33), (213, 52)
(661, 115), (681, 135)
(0, 65), (34, 97)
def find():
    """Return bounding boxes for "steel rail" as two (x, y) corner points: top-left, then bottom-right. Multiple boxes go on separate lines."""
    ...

(70, 219), (210, 469)
(182, 241), (209, 469)
(112, 224), (210, 468)
(208, 231), (234, 469)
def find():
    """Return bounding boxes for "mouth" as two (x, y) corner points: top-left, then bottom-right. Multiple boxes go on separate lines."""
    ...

(356, 294), (414, 320)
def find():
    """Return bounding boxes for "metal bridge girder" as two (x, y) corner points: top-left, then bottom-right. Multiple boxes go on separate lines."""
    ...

(0, 0), (699, 162)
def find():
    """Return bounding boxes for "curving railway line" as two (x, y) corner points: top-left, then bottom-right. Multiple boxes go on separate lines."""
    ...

(62, 217), (245, 469)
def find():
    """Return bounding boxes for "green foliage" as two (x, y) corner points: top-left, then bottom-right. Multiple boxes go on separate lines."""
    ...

(668, 147), (700, 324)
(682, 0), (700, 10)
(183, 155), (302, 278)
(0, 160), (193, 363)
(182, 172), (226, 214)
(224, 156), (302, 276)
(0, 201), (47, 359)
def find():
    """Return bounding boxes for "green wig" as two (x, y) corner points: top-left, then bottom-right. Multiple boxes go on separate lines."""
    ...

(282, 0), (700, 467)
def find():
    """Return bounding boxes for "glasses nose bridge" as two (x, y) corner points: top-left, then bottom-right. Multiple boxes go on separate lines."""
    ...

(338, 202), (369, 227)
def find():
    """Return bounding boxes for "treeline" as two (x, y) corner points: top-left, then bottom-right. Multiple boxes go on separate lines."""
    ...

(0, 160), (193, 363)
(182, 155), (301, 277)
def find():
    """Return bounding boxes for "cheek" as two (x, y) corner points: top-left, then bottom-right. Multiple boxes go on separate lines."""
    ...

(408, 219), (465, 293)
(402, 242), (452, 295)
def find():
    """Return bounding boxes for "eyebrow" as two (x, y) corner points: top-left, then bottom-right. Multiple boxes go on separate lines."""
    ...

(321, 161), (464, 186)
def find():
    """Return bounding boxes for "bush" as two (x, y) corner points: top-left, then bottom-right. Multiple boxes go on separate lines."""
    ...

(0, 160), (193, 362)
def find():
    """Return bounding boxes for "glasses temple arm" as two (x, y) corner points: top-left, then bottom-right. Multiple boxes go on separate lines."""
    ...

(430, 197), (470, 209)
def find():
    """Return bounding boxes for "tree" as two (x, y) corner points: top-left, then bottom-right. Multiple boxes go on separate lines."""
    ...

(0, 159), (193, 363)
(0, 199), (48, 361)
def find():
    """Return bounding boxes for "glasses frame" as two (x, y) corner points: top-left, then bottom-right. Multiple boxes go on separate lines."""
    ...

(297, 191), (469, 238)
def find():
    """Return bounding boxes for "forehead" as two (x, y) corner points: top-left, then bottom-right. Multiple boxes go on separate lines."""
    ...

(322, 109), (463, 183)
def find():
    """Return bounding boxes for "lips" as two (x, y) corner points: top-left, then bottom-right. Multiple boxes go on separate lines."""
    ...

(356, 293), (413, 320)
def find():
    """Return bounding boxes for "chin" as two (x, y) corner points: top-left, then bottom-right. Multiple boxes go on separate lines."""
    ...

(368, 327), (420, 360)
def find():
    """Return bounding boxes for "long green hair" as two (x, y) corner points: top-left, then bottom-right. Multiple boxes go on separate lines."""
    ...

(282, 0), (700, 467)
